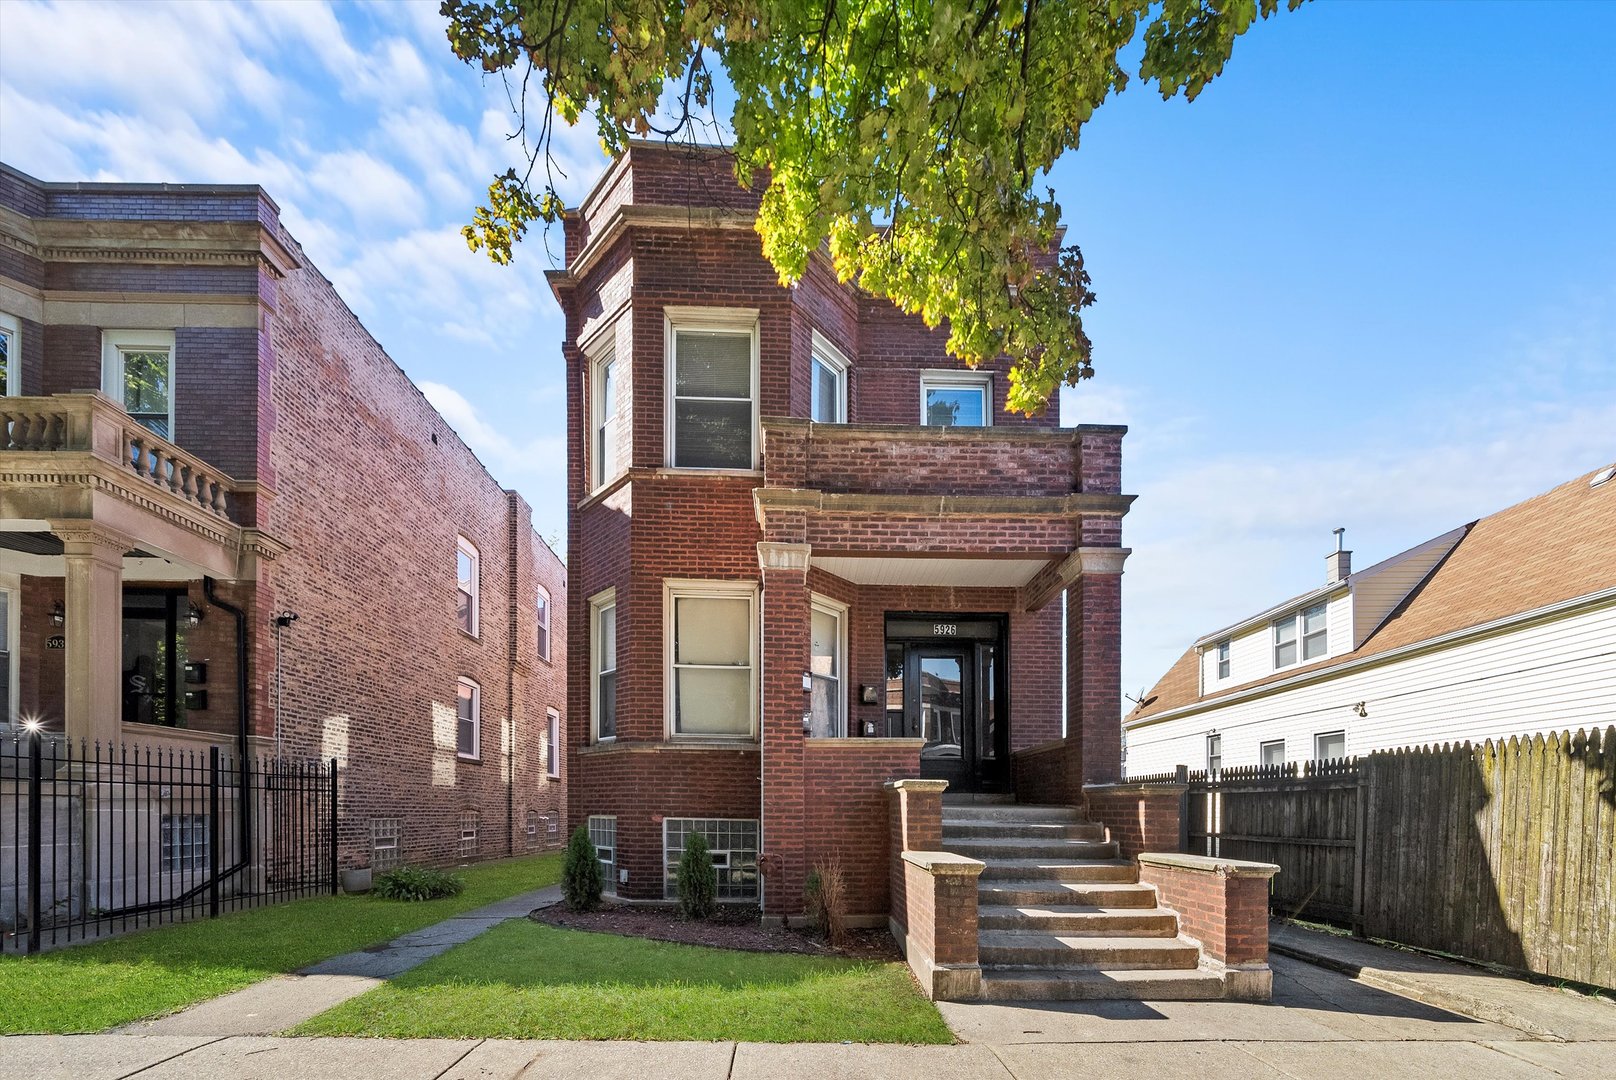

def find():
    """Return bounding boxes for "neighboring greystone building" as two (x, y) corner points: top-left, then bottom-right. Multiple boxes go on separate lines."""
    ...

(1125, 466), (1616, 775)
(0, 163), (567, 905)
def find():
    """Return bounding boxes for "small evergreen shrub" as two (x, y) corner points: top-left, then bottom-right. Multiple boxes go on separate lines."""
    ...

(675, 830), (717, 920)
(372, 866), (465, 902)
(563, 825), (604, 911)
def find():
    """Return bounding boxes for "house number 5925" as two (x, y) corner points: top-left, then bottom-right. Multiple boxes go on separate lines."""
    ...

(933, 623), (958, 636)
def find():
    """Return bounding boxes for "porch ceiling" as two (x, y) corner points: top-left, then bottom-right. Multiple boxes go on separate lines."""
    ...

(813, 554), (1052, 588)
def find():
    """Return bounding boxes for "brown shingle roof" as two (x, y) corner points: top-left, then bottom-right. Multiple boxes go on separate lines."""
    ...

(1127, 465), (1616, 724)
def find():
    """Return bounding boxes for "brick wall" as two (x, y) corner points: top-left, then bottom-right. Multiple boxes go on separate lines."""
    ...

(1012, 738), (1084, 807)
(1138, 855), (1276, 969)
(802, 740), (922, 918)
(1085, 783), (1186, 861)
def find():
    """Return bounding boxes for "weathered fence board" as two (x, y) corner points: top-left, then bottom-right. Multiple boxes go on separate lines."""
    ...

(1156, 725), (1615, 989)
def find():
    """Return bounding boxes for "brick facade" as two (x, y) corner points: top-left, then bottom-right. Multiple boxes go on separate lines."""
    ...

(552, 143), (1129, 919)
(0, 162), (566, 871)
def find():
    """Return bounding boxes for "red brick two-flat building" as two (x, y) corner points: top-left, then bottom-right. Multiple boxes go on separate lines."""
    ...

(549, 144), (1132, 922)
(0, 162), (565, 878)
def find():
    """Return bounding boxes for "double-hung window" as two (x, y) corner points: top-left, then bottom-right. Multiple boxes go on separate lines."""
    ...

(920, 370), (991, 427)
(667, 580), (757, 738)
(591, 350), (619, 488)
(667, 309), (757, 470)
(1315, 730), (1346, 762)
(546, 708), (561, 777)
(1273, 602), (1327, 668)
(1215, 640), (1231, 680)
(102, 330), (175, 438)
(1206, 734), (1222, 773)
(456, 677), (480, 759)
(810, 334), (848, 423)
(536, 585), (552, 663)
(808, 596), (847, 737)
(1261, 739), (1286, 768)
(0, 312), (19, 397)
(456, 537), (479, 637)
(591, 590), (617, 741)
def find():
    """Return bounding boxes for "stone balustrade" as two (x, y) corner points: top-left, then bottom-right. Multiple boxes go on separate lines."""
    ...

(0, 393), (235, 521)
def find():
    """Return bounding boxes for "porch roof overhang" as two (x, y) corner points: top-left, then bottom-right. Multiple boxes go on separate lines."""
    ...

(811, 554), (1054, 588)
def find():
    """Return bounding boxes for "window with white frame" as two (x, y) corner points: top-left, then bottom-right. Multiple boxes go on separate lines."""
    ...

(589, 815), (617, 889)
(536, 585), (552, 663)
(1314, 730), (1346, 762)
(456, 677), (480, 759)
(920, 370), (991, 427)
(1260, 739), (1286, 768)
(663, 818), (759, 900)
(0, 312), (19, 397)
(160, 814), (208, 873)
(591, 590), (617, 741)
(808, 596), (846, 737)
(456, 536), (479, 636)
(591, 349), (620, 488)
(1215, 640), (1231, 680)
(546, 708), (560, 777)
(810, 335), (848, 423)
(1206, 733), (1222, 773)
(102, 330), (175, 438)
(1273, 602), (1327, 668)
(667, 309), (757, 470)
(667, 581), (757, 738)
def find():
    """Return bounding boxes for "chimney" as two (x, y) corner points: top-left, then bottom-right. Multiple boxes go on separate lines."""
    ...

(1327, 527), (1352, 583)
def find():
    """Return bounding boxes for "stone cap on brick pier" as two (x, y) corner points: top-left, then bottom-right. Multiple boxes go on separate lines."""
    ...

(901, 851), (986, 876)
(1139, 852), (1281, 879)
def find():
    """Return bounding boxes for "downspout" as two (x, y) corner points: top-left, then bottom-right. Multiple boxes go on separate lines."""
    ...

(203, 576), (251, 860)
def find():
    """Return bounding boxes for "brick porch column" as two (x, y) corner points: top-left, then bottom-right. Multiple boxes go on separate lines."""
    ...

(758, 541), (811, 921)
(1067, 547), (1129, 785)
(56, 525), (127, 747)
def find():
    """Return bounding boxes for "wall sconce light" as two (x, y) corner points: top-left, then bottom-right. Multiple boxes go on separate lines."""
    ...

(187, 603), (205, 628)
(1352, 701), (1368, 718)
(860, 685), (879, 705)
(50, 601), (65, 627)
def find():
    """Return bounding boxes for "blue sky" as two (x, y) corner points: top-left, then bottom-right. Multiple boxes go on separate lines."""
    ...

(1, 0), (1611, 707)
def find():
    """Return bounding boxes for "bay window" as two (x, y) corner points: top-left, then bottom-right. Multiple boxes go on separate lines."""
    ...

(591, 590), (617, 741)
(808, 596), (847, 737)
(667, 580), (757, 737)
(667, 309), (758, 470)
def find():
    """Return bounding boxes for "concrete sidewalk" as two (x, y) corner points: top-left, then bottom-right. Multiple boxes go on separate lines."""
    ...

(14, 949), (1614, 1079)
(122, 884), (562, 1037)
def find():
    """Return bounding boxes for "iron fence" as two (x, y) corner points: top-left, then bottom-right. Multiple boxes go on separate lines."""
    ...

(2, 729), (336, 953)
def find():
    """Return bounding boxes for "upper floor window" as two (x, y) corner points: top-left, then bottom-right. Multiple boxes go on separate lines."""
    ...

(591, 589), (617, 741)
(102, 330), (175, 438)
(536, 585), (552, 663)
(1261, 739), (1286, 768)
(1315, 730), (1346, 762)
(1215, 640), (1231, 680)
(591, 350), (619, 489)
(456, 677), (481, 759)
(810, 334), (848, 423)
(667, 580), (757, 738)
(920, 370), (991, 427)
(1206, 733), (1222, 774)
(1273, 602), (1327, 668)
(456, 536), (479, 637)
(666, 308), (758, 470)
(0, 312), (19, 397)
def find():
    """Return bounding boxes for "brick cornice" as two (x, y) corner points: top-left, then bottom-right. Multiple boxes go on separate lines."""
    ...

(0, 209), (300, 278)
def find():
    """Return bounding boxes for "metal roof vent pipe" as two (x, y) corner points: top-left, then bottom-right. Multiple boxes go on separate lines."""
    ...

(1327, 527), (1352, 584)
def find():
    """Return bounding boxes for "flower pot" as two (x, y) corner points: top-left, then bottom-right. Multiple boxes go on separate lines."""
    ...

(340, 868), (373, 894)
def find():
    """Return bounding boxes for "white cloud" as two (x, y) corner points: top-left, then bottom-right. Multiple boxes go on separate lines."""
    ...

(420, 380), (565, 484)
(306, 149), (427, 228)
(250, 0), (436, 107)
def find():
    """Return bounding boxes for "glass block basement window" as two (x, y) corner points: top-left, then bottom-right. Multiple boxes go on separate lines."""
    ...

(663, 818), (759, 900)
(371, 818), (403, 871)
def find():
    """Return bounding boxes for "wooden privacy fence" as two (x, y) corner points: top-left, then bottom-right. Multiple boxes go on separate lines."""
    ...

(1167, 725), (1615, 989)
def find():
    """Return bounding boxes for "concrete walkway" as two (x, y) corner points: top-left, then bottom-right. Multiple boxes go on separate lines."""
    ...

(124, 885), (562, 1037)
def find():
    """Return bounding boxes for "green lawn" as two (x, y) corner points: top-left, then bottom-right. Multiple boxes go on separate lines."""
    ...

(0, 853), (562, 1034)
(295, 921), (953, 1044)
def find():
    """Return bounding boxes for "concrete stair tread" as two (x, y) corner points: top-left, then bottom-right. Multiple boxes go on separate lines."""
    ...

(978, 932), (1196, 951)
(978, 933), (1201, 970)
(977, 881), (1159, 907)
(938, 805), (1083, 822)
(978, 967), (1225, 1001)
(979, 903), (1175, 918)
(942, 821), (1105, 837)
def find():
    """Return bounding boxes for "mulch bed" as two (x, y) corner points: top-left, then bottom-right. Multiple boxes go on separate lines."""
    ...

(531, 901), (900, 960)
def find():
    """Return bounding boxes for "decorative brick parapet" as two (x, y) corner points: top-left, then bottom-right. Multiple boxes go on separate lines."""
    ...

(1138, 852), (1280, 1001)
(885, 779), (983, 1000)
(1083, 781), (1188, 861)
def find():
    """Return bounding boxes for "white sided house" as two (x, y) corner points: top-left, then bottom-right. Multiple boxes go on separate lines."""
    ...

(1124, 465), (1616, 775)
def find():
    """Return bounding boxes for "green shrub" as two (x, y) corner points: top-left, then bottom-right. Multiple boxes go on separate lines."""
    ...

(372, 866), (465, 902)
(563, 825), (604, 911)
(675, 831), (717, 920)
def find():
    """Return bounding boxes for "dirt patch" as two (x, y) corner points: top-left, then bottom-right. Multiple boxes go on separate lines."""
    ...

(531, 901), (900, 960)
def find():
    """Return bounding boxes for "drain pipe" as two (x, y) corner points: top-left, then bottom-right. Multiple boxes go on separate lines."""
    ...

(203, 576), (250, 858)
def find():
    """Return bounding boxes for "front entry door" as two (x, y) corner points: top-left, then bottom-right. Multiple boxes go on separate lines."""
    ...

(889, 615), (1009, 792)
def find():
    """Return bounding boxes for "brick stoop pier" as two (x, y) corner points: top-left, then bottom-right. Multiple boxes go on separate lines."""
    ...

(888, 781), (1280, 1002)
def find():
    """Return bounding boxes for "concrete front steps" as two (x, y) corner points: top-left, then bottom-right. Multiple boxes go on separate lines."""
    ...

(942, 800), (1222, 1002)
